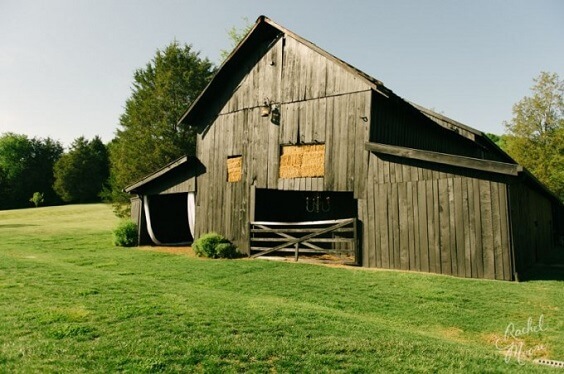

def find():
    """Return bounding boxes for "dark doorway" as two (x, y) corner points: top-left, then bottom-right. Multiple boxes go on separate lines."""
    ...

(147, 193), (193, 244)
(254, 189), (357, 222)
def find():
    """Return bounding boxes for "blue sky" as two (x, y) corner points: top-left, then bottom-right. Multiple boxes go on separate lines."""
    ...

(1, 0), (563, 147)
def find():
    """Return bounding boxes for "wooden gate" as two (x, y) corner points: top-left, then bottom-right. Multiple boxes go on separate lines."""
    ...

(249, 218), (359, 264)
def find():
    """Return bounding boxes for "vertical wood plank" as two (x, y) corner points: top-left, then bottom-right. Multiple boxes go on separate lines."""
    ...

(366, 160), (376, 267)
(374, 181), (382, 268)
(454, 178), (466, 277)
(406, 181), (416, 270)
(418, 181), (430, 272)
(380, 182), (390, 268)
(397, 183), (409, 270)
(389, 183), (401, 269)
(438, 178), (451, 275)
(472, 178), (484, 278)
(499, 185), (512, 280)
(491, 182), (503, 280)
(324, 97), (335, 190)
(355, 91), (369, 198)
(412, 181), (420, 271)
(461, 178), (472, 278)
(480, 180), (495, 279)
(346, 95), (357, 191)
(448, 178), (458, 276)
(426, 180), (436, 273)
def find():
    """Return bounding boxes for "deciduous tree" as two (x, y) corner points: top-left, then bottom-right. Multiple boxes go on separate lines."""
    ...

(220, 17), (253, 61)
(0, 133), (63, 209)
(504, 72), (564, 201)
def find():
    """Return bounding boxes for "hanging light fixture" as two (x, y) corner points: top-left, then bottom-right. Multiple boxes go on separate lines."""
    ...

(260, 99), (271, 117)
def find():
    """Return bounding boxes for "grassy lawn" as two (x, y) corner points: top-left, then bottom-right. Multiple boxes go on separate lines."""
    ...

(0, 204), (562, 372)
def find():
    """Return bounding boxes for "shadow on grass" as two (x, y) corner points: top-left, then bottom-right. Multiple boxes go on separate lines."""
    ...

(0, 224), (38, 229)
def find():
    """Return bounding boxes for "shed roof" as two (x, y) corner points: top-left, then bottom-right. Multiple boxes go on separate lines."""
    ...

(123, 155), (196, 194)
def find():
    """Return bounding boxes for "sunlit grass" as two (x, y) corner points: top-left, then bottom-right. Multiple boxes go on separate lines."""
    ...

(0, 204), (562, 372)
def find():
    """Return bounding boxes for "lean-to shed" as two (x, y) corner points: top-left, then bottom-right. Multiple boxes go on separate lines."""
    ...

(126, 16), (563, 280)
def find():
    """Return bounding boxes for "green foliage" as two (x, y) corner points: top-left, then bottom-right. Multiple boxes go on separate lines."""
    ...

(107, 42), (215, 211)
(53, 136), (109, 203)
(0, 204), (562, 372)
(220, 17), (253, 61)
(504, 72), (564, 201)
(113, 220), (138, 247)
(193, 232), (237, 258)
(485, 133), (508, 150)
(0, 133), (63, 209)
(29, 192), (44, 207)
(214, 241), (238, 259)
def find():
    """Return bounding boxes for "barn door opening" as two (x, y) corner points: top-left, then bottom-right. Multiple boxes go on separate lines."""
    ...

(143, 192), (194, 245)
(254, 190), (357, 222)
(251, 189), (359, 264)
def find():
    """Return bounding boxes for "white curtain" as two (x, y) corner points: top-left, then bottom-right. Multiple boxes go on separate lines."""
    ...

(187, 192), (195, 239)
(143, 195), (162, 245)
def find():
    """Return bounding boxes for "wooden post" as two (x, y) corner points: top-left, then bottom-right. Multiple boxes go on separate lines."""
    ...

(353, 218), (359, 266)
(295, 242), (299, 261)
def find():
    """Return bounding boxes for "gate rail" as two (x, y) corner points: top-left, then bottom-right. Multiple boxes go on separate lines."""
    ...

(249, 218), (358, 264)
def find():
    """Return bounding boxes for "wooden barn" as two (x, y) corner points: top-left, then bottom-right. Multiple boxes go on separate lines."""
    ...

(125, 16), (562, 281)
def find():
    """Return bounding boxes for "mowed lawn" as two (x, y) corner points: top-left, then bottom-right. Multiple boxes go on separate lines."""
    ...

(0, 205), (562, 373)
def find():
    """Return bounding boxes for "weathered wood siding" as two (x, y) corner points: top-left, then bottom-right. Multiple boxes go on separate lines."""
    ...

(359, 153), (514, 280)
(130, 196), (151, 245)
(130, 196), (142, 227)
(371, 93), (509, 162)
(509, 182), (554, 277)
(194, 35), (372, 253)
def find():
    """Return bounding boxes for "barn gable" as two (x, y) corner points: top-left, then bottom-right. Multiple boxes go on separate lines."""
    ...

(126, 15), (562, 281)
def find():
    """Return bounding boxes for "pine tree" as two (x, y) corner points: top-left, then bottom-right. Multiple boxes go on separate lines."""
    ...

(107, 41), (215, 215)
(53, 136), (109, 203)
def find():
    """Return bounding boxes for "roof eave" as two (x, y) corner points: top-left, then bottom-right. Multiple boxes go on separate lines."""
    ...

(123, 155), (191, 194)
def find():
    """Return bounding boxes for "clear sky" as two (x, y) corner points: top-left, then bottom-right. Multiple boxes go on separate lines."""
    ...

(1, 0), (563, 147)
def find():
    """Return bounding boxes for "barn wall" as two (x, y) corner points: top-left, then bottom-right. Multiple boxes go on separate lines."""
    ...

(371, 93), (509, 162)
(194, 34), (372, 253)
(130, 196), (151, 246)
(130, 196), (142, 225)
(359, 153), (514, 280)
(509, 182), (554, 277)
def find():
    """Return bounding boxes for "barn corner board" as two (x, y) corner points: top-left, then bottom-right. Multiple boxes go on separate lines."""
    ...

(126, 15), (563, 281)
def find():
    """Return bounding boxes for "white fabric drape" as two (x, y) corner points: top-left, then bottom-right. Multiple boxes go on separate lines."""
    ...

(187, 192), (195, 239)
(143, 195), (163, 245)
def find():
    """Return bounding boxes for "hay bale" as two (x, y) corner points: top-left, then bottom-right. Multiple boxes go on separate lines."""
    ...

(227, 156), (242, 182)
(279, 144), (325, 178)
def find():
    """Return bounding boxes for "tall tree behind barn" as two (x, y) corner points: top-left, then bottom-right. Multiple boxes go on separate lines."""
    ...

(126, 16), (563, 281)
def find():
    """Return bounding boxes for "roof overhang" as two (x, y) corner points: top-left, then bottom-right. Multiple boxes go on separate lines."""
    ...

(124, 155), (195, 194)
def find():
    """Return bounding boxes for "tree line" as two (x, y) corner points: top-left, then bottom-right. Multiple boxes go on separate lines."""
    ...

(0, 134), (109, 209)
(1, 27), (562, 212)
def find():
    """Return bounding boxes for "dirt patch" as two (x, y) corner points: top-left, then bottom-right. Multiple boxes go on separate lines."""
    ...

(138, 246), (356, 268)
(257, 252), (357, 268)
(138, 246), (196, 257)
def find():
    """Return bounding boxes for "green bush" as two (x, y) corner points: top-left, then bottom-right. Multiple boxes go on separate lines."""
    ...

(215, 242), (238, 259)
(193, 232), (238, 259)
(113, 220), (138, 247)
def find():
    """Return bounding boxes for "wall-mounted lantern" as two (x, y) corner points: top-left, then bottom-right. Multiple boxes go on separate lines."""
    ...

(260, 99), (271, 117)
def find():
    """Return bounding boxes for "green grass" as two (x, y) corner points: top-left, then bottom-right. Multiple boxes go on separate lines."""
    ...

(0, 204), (562, 372)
